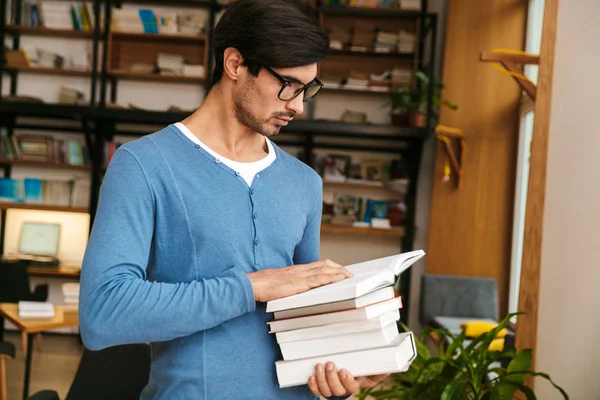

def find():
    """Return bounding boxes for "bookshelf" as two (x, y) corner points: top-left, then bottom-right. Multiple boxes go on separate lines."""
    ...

(5, 25), (95, 38)
(0, 203), (88, 213)
(0, 0), (438, 324)
(4, 66), (92, 77)
(321, 223), (405, 238)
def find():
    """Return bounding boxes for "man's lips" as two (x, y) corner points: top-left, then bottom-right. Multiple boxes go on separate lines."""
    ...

(274, 117), (293, 126)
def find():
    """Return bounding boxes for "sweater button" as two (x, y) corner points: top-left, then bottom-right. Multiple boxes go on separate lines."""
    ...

(254, 239), (259, 246)
(250, 189), (254, 195)
(215, 158), (221, 163)
(194, 145), (200, 149)
(253, 212), (258, 219)
(235, 171), (240, 176)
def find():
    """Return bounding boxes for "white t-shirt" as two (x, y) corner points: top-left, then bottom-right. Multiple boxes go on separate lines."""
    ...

(175, 122), (276, 187)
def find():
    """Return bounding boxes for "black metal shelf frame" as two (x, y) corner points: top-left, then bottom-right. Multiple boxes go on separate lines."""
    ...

(0, 0), (438, 325)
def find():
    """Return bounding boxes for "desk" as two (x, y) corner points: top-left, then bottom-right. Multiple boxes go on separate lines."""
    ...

(0, 303), (79, 400)
(27, 266), (81, 279)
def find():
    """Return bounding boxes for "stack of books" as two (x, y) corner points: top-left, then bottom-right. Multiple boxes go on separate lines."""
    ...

(18, 301), (55, 319)
(397, 30), (417, 54)
(62, 283), (80, 312)
(400, 0), (422, 11)
(375, 31), (399, 53)
(266, 250), (425, 388)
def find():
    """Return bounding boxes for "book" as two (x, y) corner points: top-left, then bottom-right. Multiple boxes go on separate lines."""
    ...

(275, 309), (400, 344)
(18, 301), (55, 318)
(267, 297), (402, 333)
(279, 320), (399, 361)
(275, 331), (417, 388)
(266, 250), (425, 313)
(273, 286), (395, 320)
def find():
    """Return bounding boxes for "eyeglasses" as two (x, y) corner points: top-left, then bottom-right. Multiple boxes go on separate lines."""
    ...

(261, 65), (323, 102)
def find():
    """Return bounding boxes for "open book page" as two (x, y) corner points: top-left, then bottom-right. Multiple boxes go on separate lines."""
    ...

(346, 250), (425, 276)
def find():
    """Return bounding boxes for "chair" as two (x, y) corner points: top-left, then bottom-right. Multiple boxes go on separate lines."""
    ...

(1, 340), (60, 400)
(64, 343), (151, 400)
(0, 260), (48, 357)
(420, 273), (499, 328)
(0, 341), (15, 400)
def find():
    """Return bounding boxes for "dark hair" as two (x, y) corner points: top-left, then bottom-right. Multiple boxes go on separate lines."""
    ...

(211, 0), (329, 85)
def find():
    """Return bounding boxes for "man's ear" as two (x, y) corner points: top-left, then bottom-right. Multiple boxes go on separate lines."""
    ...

(223, 47), (244, 81)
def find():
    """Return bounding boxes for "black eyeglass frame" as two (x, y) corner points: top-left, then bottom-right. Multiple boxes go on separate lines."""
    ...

(261, 64), (324, 102)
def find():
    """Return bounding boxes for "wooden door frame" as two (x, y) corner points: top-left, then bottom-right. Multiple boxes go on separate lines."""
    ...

(515, 0), (559, 381)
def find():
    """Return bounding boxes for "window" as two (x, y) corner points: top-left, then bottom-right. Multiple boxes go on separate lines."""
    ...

(508, 0), (545, 316)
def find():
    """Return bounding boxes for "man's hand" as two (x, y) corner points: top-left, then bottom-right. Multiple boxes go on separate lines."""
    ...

(307, 362), (390, 398)
(247, 260), (353, 303)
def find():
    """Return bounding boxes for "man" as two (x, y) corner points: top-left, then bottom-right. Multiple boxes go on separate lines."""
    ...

(79, 0), (390, 398)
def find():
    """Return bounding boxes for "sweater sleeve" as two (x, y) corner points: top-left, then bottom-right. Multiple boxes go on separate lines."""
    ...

(79, 147), (256, 351)
(293, 172), (323, 265)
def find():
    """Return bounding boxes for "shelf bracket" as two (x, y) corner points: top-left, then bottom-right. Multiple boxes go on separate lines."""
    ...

(480, 50), (539, 101)
(435, 124), (465, 189)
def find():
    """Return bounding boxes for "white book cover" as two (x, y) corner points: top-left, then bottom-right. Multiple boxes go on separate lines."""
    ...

(273, 286), (395, 320)
(275, 309), (400, 344)
(266, 250), (425, 313)
(268, 297), (402, 333)
(275, 331), (416, 388)
(279, 320), (399, 361)
(18, 301), (54, 312)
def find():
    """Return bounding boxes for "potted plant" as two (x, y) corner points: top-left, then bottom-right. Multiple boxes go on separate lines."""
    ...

(356, 313), (569, 400)
(389, 83), (414, 126)
(390, 71), (458, 127)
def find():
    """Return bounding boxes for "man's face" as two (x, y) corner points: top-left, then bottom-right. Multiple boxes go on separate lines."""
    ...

(233, 63), (318, 137)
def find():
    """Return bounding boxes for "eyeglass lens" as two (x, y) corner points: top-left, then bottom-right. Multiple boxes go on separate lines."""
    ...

(279, 82), (321, 102)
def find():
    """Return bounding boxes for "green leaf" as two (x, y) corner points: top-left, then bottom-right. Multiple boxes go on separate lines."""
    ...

(487, 386), (500, 400)
(519, 385), (537, 400)
(441, 381), (469, 400)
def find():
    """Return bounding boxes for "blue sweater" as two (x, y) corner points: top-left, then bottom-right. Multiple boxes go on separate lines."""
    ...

(80, 125), (326, 399)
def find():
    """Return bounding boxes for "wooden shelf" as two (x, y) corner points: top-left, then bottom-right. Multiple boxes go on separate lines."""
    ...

(0, 202), (88, 213)
(111, 31), (207, 43)
(321, 223), (405, 238)
(4, 66), (91, 77)
(5, 25), (94, 38)
(318, 6), (424, 18)
(0, 159), (90, 170)
(480, 51), (540, 65)
(322, 86), (391, 95)
(323, 180), (386, 189)
(108, 71), (205, 83)
(27, 266), (81, 278)
(329, 48), (414, 59)
(480, 50), (539, 101)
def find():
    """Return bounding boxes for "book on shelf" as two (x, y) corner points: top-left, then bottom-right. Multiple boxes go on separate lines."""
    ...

(267, 250), (424, 388)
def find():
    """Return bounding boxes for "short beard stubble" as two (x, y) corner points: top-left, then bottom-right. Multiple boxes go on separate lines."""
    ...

(233, 75), (295, 137)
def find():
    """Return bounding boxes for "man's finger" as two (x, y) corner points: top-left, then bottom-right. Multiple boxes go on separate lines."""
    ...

(322, 259), (346, 269)
(315, 363), (333, 398)
(305, 265), (352, 278)
(307, 376), (321, 397)
(338, 369), (361, 393)
(324, 362), (348, 397)
(306, 273), (347, 288)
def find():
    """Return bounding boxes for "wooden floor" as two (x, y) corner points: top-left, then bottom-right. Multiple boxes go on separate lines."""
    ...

(4, 332), (83, 400)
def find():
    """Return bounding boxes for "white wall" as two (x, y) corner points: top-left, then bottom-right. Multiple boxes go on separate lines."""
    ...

(534, 1), (600, 398)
